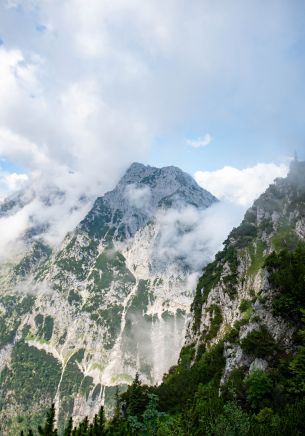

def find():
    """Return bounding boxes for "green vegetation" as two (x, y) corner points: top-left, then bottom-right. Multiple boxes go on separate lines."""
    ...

(204, 304), (223, 341)
(82, 245), (137, 347)
(239, 299), (252, 313)
(241, 326), (278, 359)
(245, 369), (273, 409)
(19, 403), (106, 435)
(19, 240), (305, 436)
(247, 240), (266, 276)
(80, 198), (113, 240)
(271, 224), (299, 252)
(192, 245), (239, 334)
(54, 235), (98, 283)
(57, 350), (86, 430)
(229, 221), (257, 249)
(0, 294), (35, 348)
(0, 341), (61, 434)
(128, 279), (153, 314)
(80, 376), (94, 400)
(119, 280), (156, 380)
(14, 240), (52, 278)
(33, 314), (54, 342)
(265, 243), (305, 322)
(67, 290), (82, 305)
(22, 335), (305, 435)
(12, 237), (305, 435)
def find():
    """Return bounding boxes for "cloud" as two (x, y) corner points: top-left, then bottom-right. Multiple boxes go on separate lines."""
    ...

(187, 134), (212, 148)
(0, 127), (49, 170)
(151, 162), (289, 274)
(153, 201), (245, 273)
(0, 0), (303, 252)
(0, 42), (148, 248)
(125, 184), (152, 212)
(194, 163), (289, 207)
(151, 162), (288, 280)
(0, 171), (28, 201)
(0, 207), (29, 261)
(0, 1), (304, 189)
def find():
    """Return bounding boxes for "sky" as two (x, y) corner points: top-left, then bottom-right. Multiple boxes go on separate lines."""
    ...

(0, 0), (304, 248)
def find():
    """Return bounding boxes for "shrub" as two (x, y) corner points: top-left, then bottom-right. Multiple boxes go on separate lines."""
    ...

(245, 370), (273, 409)
(208, 401), (251, 435)
(241, 327), (277, 359)
(265, 243), (305, 323)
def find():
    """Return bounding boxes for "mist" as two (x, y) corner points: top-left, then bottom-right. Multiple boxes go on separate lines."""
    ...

(153, 201), (246, 274)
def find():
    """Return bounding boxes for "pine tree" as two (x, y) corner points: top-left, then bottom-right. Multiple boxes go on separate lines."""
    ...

(20, 430), (33, 436)
(98, 406), (105, 433)
(75, 416), (89, 435)
(92, 414), (99, 435)
(64, 416), (73, 436)
(38, 404), (57, 435)
(126, 372), (145, 417)
(113, 386), (120, 421)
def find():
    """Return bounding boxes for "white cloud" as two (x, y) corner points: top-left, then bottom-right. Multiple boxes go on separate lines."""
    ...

(0, 171), (28, 201)
(187, 134), (212, 148)
(0, 207), (29, 260)
(152, 161), (289, 276)
(0, 127), (49, 169)
(154, 201), (245, 272)
(0, 1), (303, 189)
(0, 0), (303, 253)
(194, 163), (289, 207)
(125, 184), (152, 211)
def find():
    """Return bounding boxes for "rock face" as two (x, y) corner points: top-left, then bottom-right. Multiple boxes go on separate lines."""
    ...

(0, 163), (216, 433)
(185, 160), (305, 384)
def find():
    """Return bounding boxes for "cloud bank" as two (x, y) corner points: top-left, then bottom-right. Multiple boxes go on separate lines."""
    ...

(0, 0), (304, 196)
(0, 0), (301, 258)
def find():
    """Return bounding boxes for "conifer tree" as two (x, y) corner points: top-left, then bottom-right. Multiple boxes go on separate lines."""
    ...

(92, 413), (99, 435)
(98, 406), (105, 433)
(20, 430), (34, 435)
(38, 404), (57, 435)
(64, 416), (73, 436)
(126, 372), (145, 417)
(113, 386), (120, 421)
(75, 416), (89, 435)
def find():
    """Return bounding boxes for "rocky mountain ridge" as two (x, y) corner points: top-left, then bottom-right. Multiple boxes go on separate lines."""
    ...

(186, 159), (305, 382)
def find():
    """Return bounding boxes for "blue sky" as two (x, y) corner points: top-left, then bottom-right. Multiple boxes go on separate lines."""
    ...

(0, 0), (304, 196)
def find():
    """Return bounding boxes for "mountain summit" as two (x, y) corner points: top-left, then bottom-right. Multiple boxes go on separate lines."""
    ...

(80, 162), (216, 240)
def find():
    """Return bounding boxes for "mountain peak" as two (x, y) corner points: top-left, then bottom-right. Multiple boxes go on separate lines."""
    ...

(81, 162), (217, 240)
(119, 162), (216, 201)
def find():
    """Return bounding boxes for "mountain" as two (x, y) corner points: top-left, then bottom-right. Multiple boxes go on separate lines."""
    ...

(70, 159), (305, 435)
(187, 159), (305, 366)
(0, 163), (216, 434)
